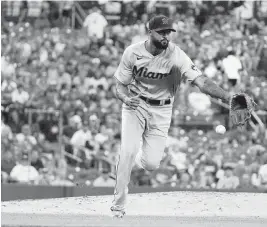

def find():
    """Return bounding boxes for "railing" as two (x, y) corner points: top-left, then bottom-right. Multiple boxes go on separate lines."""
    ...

(71, 2), (87, 29)
(2, 183), (267, 201)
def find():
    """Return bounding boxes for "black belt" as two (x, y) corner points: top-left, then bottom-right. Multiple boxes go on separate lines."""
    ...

(130, 89), (171, 106)
(140, 95), (171, 106)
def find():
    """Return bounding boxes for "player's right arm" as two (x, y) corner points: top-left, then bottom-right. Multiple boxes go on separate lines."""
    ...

(115, 81), (141, 110)
(114, 47), (141, 110)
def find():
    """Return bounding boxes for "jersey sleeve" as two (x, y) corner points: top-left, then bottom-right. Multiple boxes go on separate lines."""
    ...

(114, 46), (134, 85)
(177, 48), (202, 83)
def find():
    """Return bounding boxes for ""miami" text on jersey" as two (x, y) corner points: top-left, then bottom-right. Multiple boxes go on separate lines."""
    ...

(132, 66), (170, 80)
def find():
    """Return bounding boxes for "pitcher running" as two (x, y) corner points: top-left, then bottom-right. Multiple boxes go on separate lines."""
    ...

(111, 15), (232, 218)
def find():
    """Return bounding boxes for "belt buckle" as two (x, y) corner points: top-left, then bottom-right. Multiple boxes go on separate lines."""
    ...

(159, 100), (165, 106)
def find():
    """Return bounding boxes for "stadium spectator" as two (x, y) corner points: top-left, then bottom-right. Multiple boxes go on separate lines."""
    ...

(83, 7), (108, 41)
(56, 156), (68, 180)
(221, 49), (243, 88)
(99, 38), (119, 62)
(1, 151), (16, 178)
(165, 144), (188, 172)
(9, 152), (39, 184)
(179, 171), (192, 189)
(196, 163), (216, 189)
(217, 163), (240, 189)
(62, 115), (80, 159)
(39, 154), (73, 186)
(60, 1), (73, 27)
(258, 153), (267, 189)
(16, 124), (37, 147)
(11, 84), (30, 105)
(131, 168), (152, 186)
(238, 173), (255, 189)
(18, 1), (28, 23)
(92, 169), (115, 187)
(30, 149), (44, 171)
(34, 1), (51, 29)
(37, 151), (57, 184)
(1, 117), (13, 141)
(1, 67), (17, 103)
(70, 120), (92, 155)
(37, 168), (52, 185)
(151, 170), (172, 188)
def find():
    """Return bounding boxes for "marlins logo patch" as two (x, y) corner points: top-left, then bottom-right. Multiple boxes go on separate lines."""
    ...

(162, 18), (169, 24)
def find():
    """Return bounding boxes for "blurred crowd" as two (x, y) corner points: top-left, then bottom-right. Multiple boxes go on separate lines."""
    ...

(1, 1), (267, 190)
(132, 126), (267, 191)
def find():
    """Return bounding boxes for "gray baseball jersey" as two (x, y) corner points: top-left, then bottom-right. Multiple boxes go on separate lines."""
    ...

(114, 41), (202, 99)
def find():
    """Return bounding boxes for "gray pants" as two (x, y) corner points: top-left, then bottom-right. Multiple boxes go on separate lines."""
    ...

(111, 99), (173, 211)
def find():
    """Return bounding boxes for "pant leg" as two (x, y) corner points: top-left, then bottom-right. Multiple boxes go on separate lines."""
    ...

(140, 134), (168, 171)
(140, 104), (173, 171)
(112, 104), (146, 211)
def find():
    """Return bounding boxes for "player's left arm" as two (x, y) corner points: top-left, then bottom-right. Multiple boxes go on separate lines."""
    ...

(192, 75), (231, 102)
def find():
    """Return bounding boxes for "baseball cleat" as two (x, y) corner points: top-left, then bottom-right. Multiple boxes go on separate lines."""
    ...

(112, 210), (125, 218)
(110, 207), (125, 218)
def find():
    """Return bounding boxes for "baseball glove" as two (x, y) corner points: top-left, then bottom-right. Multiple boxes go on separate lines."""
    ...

(229, 93), (256, 127)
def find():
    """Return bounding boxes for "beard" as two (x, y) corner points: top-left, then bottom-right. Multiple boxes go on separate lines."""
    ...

(152, 38), (169, 49)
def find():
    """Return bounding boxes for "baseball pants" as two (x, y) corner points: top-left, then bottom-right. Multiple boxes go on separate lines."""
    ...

(112, 98), (173, 211)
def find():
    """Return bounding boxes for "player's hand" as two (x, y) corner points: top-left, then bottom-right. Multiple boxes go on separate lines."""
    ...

(124, 94), (141, 110)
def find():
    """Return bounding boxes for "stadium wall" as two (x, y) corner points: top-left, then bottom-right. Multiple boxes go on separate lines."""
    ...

(2, 184), (267, 201)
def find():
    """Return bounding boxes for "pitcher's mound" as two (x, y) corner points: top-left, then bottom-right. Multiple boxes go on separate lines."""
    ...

(2, 191), (267, 227)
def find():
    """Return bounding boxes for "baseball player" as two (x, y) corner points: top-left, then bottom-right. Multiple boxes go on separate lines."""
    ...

(111, 15), (232, 218)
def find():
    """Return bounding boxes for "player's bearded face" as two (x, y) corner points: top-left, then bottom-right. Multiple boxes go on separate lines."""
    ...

(151, 30), (170, 49)
(152, 38), (169, 49)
